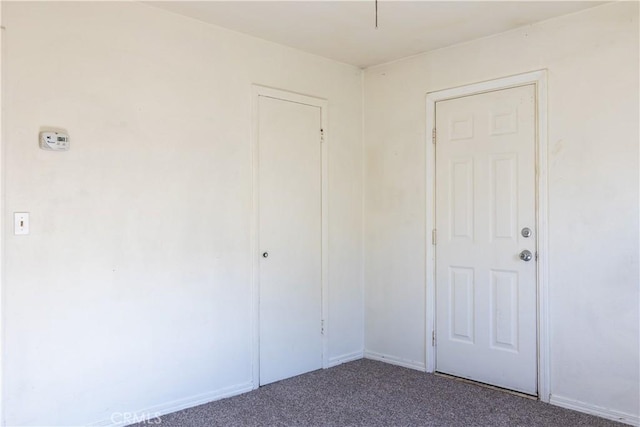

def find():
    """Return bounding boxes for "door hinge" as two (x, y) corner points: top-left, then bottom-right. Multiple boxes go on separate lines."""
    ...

(432, 229), (437, 245)
(321, 319), (325, 335)
(535, 251), (539, 261)
(432, 330), (436, 346)
(320, 128), (324, 143)
(432, 128), (437, 144)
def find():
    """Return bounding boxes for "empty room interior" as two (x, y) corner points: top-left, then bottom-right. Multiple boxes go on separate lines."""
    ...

(1, 1), (639, 426)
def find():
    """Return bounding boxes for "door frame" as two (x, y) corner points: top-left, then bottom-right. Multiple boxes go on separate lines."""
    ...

(250, 85), (329, 388)
(425, 70), (549, 401)
(0, 2), (4, 422)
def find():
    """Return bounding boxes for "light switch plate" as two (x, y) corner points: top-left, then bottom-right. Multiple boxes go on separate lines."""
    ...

(14, 212), (29, 235)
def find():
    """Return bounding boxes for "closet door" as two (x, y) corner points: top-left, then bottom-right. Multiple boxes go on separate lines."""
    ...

(258, 95), (323, 385)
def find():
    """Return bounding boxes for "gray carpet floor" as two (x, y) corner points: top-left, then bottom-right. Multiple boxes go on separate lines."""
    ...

(136, 359), (623, 426)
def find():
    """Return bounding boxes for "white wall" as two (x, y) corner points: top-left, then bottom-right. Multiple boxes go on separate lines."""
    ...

(364, 1), (639, 423)
(2, 2), (363, 425)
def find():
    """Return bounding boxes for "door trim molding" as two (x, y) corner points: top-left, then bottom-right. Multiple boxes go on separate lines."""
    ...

(0, 2), (4, 423)
(250, 85), (329, 389)
(425, 70), (549, 402)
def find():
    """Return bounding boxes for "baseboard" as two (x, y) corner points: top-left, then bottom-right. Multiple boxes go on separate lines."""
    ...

(364, 350), (426, 372)
(327, 350), (364, 368)
(550, 394), (639, 426)
(90, 382), (254, 427)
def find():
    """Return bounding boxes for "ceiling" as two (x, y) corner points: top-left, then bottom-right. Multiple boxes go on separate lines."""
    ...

(148, 1), (606, 69)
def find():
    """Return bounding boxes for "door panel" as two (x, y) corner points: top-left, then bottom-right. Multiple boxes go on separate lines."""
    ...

(258, 96), (322, 386)
(435, 85), (537, 395)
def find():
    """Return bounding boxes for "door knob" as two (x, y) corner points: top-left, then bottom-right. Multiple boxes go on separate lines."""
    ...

(519, 250), (533, 262)
(262, 252), (269, 258)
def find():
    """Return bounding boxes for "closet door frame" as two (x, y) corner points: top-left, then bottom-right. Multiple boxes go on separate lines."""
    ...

(250, 85), (329, 388)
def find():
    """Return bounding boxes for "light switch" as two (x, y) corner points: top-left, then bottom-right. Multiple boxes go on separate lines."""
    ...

(14, 212), (29, 235)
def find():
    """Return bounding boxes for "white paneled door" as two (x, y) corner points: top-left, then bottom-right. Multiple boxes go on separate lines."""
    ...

(258, 95), (323, 386)
(435, 85), (537, 395)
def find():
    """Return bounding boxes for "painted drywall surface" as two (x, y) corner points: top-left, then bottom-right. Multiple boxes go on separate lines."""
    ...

(364, 1), (639, 419)
(2, 2), (363, 425)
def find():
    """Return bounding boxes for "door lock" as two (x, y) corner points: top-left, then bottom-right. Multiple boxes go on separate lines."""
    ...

(262, 252), (269, 258)
(521, 227), (532, 238)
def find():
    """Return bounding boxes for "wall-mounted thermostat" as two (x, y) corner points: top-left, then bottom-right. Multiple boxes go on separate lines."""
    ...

(39, 131), (70, 151)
